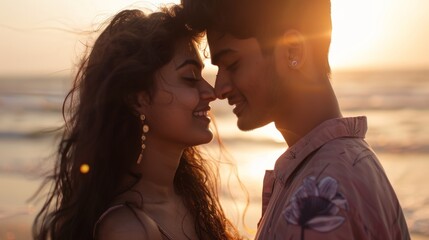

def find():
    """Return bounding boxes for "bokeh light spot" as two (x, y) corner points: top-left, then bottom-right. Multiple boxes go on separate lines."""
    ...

(80, 163), (90, 174)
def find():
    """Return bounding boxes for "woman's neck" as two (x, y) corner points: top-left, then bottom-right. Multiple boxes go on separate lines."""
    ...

(132, 143), (184, 202)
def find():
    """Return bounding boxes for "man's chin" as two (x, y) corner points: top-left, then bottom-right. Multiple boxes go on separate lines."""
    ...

(237, 118), (262, 131)
(237, 117), (265, 131)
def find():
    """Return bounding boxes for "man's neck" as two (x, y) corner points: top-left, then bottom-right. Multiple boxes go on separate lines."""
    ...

(275, 82), (342, 147)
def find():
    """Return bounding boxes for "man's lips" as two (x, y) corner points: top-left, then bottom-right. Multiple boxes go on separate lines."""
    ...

(228, 98), (246, 116)
(227, 97), (244, 107)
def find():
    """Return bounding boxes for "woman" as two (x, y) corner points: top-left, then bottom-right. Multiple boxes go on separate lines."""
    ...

(33, 6), (242, 240)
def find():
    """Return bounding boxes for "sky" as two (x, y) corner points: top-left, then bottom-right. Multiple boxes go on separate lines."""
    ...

(0, 0), (428, 75)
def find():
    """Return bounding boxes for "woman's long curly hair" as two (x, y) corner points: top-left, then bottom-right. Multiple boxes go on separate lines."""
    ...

(33, 6), (241, 240)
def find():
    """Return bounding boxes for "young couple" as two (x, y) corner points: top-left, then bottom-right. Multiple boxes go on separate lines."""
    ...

(33, 0), (410, 239)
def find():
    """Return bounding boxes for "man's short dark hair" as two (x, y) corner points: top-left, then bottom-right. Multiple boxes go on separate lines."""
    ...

(182, 0), (332, 74)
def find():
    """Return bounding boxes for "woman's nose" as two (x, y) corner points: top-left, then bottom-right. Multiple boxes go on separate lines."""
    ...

(200, 79), (216, 101)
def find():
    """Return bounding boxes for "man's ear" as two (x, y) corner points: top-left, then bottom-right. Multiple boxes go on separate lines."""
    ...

(273, 30), (307, 78)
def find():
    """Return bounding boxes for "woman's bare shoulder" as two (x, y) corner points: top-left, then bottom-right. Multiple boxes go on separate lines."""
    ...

(95, 205), (163, 240)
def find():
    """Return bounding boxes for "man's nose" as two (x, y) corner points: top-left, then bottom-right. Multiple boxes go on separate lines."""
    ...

(214, 73), (233, 99)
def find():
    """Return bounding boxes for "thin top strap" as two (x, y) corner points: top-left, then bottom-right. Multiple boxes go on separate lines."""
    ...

(93, 202), (173, 240)
(92, 204), (127, 239)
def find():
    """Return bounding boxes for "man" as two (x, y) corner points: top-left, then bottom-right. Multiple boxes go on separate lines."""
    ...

(182, 0), (410, 239)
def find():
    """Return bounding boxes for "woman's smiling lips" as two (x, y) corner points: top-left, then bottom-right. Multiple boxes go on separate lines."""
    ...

(193, 110), (209, 117)
(193, 106), (211, 122)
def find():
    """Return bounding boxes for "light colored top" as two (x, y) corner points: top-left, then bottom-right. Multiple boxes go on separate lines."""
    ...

(255, 116), (410, 240)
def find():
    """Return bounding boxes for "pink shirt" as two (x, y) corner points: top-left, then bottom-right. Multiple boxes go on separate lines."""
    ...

(255, 117), (410, 240)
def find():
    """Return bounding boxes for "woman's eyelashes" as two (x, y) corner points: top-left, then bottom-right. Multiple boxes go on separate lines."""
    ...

(182, 72), (201, 85)
(183, 76), (199, 83)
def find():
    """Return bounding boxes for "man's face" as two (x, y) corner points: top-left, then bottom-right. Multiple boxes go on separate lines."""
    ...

(208, 30), (279, 131)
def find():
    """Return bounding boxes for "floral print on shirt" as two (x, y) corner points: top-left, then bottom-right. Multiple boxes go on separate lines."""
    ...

(283, 176), (348, 239)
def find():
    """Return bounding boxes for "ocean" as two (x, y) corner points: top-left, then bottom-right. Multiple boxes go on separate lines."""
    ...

(0, 70), (428, 239)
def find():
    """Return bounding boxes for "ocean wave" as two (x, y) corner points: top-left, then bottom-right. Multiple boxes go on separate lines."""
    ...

(220, 136), (429, 154)
(2, 128), (428, 155)
(0, 158), (52, 178)
(338, 94), (429, 111)
(0, 130), (58, 140)
(0, 92), (63, 112)
(2, 70), (429, 113)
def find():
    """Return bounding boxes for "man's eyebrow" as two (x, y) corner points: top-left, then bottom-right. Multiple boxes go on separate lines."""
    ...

(175, 59), (204, 70)
(211, 49), (236, 65)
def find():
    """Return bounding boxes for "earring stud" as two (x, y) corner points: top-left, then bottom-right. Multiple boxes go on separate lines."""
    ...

(289, 60), (298, 68)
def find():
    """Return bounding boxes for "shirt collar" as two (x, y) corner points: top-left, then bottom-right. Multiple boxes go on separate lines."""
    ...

(273, 116), (368, 184)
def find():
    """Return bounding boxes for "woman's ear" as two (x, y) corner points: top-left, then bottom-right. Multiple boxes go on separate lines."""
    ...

(132, 91), (151, 114)
(273, 30), (307, 78)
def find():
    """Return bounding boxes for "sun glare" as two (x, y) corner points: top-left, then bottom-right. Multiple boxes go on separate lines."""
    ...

(329, 0), (388, 70)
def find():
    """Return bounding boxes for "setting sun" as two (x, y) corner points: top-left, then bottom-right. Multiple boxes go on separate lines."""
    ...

(329, 0), (429, 70)
(330, 0), (388, 69)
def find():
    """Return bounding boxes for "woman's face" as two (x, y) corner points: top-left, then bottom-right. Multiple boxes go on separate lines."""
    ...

(138, 39), (216, 148)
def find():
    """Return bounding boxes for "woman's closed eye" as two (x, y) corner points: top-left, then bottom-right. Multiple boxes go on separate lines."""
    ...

(182, 74), (201, 86)
(182, 70), (202, 85)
